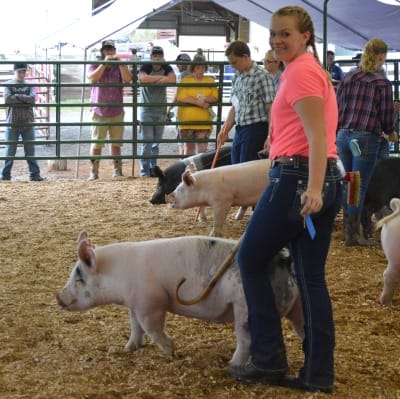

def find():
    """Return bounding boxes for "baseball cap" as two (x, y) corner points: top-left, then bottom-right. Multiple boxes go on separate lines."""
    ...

(176, 53), (191, 62)
(14, 63), (28, 71)
(151, 46), (164, 57)
(101, 40), (116, 50)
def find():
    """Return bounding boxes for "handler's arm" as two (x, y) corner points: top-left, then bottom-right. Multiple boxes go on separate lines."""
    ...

(294, 96), (327, 216)
(217, 106), (236, 145)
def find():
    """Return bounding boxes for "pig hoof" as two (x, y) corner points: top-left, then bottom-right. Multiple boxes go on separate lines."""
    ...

(379, 296), (392, 307)
(124, 341), (142, 351)
(235, 208), (247, 220)
(159, 339), (175, 356)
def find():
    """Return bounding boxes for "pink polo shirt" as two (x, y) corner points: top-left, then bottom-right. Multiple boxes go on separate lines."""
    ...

(269, 53), (338, 160)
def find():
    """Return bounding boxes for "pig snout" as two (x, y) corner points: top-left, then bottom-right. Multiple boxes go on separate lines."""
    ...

(165, 193), (176, 208)
(55, 291), (77, 310)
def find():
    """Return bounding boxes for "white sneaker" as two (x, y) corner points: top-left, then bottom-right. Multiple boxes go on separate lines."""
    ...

(112, 171), (124, 178)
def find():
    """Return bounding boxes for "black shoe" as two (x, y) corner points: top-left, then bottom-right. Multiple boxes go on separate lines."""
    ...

(277, 376), (333, 393)
(228, 359), (287, 384)
(30, 176), (46, 182)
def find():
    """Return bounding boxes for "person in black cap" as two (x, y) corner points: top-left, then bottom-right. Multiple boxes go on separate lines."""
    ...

(86, 39), (132, 180)
(138, 45), (176, 176)
(167, 53), (191, 155)
(0, 63), (45, 181)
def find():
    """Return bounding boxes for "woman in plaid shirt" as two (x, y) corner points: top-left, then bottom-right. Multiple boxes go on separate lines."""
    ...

(336, 38), (396, 246)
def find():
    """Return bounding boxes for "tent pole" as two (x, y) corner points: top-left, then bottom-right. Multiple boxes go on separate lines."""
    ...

(75, 47), (88, 179)
(323, 0), (330, 68)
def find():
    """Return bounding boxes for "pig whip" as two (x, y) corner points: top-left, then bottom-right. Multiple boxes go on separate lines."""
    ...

(175, 234), (244, 305)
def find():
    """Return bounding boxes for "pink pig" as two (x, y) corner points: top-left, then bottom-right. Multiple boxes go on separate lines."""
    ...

(376, 197), (400, 306)
(166, 159), (270, 236)
(56, 232), (304, 366)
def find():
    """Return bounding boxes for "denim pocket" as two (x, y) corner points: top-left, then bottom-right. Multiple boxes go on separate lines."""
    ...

(268, 177), (280, 203)
(292, 179), (308, 213)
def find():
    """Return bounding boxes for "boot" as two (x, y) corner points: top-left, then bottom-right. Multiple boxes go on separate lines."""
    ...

(344, 214), (375, 247)
(88, 160), (99, 181)
(112, 159), (123, 178)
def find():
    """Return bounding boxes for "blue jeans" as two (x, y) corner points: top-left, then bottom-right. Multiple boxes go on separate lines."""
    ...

(1, 127), (40, 180)
(231, 122), (268, 164)
(140, 113), (165, 176)
(336, 130), (382, 216)
(238, 161), (342, 390)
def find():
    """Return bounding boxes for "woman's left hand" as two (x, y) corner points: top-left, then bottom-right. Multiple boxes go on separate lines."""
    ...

(300, 190), (323, 216)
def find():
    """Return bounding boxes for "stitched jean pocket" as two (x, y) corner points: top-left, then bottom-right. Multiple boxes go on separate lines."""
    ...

(268, 177), (280, 203)
(292, 179), (308, 213)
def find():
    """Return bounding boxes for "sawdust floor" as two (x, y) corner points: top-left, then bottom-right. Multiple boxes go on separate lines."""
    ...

(0, 163), (399, 399)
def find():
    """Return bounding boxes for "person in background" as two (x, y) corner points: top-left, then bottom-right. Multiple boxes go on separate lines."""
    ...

(229, 6), (342, 394)
(217, 40), (274, 164)
(336, 38), (395, 246)
(130, 48), (140, 62)
(130, 48), (141, 76)
(326, 50), (344, 85)
(0, 63), (45, 181)
(167, 53), (192, 156)
(263, 48), (284, 90)
(176, 54), (218, 155)
(87, 39), (132, 180)
(138, 46), (176, 176)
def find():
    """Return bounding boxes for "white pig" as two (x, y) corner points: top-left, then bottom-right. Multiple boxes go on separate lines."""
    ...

(56, 232), (304, 366)
(166, 159), (270, 236)
(376, 197), (400, 306)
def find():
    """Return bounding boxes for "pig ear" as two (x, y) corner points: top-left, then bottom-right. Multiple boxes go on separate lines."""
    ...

(77, 231), (95, 249)
(77, 230), (89, 243)
(389, 197), (400, 212)
(78, 240), (97, 273)
(182, 170), (195, 186)
(152, 166), (165, 179)
(185, 162), (197, 173)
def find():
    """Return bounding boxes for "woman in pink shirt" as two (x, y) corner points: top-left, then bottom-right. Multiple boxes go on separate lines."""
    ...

(229, 6), (342, 393)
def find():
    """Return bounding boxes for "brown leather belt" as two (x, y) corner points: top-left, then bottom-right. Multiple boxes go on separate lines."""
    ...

(271, 155), (337, 168)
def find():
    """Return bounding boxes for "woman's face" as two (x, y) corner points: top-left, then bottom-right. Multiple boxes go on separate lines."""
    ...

(192, 64), (206, 80)
(269, 15), (310, 64)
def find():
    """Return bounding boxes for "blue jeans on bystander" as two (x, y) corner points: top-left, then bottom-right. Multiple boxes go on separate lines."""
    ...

(1, 127), (41, 180)
(336, 130), (383, 216)
(231, 122), (268, 164)
(139, 113), (165, 176)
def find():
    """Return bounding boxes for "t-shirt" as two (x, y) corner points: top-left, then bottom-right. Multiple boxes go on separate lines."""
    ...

(139, 63), (174, 117)
(269, 53), (338, 159)
(88, 64), (123, 118)
(176, 75), (218, 130)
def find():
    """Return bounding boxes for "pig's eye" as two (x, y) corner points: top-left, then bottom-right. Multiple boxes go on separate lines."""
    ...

(75, 267), (85, 285)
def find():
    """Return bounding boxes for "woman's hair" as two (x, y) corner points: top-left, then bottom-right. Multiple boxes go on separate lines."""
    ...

(225, 41), (251, 58)
(360, 38), (388, 73)
(272, 6), (331, 82)
(272, 6), (321, 65)
(190, 54), (208, 72)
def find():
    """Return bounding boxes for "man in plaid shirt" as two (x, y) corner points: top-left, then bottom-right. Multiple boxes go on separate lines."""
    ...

(218, 41), (275, 164)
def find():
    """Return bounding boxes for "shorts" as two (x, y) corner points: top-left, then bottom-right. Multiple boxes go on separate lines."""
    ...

(179, 129), (211, 141)
(91, 112), (124, 149)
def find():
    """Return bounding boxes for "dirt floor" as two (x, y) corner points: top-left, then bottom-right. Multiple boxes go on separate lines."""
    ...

(0, 160), (399, 399)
